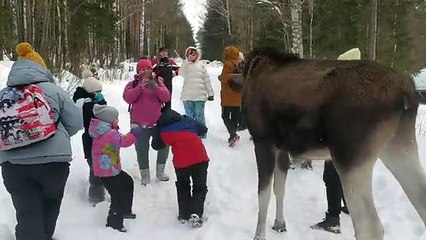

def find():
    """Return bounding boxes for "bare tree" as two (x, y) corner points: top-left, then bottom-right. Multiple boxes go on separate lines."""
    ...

(290, 0), (303, 57)
(209, 0), (232, 36)
(367, 0), (378, 60)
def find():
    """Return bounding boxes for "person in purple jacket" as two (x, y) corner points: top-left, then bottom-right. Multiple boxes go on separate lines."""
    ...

(123, 59), (171, 185)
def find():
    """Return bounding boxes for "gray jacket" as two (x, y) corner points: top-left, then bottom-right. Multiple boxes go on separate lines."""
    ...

(0, 60), (83, 164)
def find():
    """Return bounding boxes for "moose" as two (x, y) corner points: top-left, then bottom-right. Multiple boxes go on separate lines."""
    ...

(241, 47), (426, 240)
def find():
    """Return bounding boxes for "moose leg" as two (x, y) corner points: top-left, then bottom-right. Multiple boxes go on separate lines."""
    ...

(254, 140), (276, 240)
(381, 145), (426, 224)
(337, 157), (384, 240)
(380, 110), (426, 225)
(272, 149), (290, 233)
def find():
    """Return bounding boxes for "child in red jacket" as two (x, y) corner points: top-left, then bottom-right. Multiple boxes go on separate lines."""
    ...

(152, 109), (209, 228)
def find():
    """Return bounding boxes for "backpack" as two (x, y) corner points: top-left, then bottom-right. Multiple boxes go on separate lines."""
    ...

(229, 61), (245, 92)
(0, 84), (57, 151)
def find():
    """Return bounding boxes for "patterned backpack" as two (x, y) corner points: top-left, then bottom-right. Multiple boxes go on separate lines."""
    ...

(0, 84), (57, 150)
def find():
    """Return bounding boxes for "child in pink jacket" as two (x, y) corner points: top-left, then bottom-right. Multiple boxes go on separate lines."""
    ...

(89, 104), (143, 232)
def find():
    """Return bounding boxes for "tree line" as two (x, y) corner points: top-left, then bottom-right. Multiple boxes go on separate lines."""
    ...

(0, 0), (195, 76)
(199, 0), (426, 73)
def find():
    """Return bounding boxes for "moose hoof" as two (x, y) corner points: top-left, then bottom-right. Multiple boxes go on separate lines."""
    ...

(253, 234), (266, 240)
(272, 220), (287, 233)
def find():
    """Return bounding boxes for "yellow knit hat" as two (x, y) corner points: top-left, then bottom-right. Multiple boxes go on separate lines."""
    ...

(337, 48), (361, 60)
(16, 42), (47, 68)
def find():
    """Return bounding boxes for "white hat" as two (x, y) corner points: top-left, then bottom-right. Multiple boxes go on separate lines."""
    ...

(337, 48), (361, 60)
(81, 69), (93, 79)
(82, 77), (102, 93)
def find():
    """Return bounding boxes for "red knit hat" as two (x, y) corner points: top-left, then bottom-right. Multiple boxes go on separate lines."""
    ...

(137, 59), (153, 73)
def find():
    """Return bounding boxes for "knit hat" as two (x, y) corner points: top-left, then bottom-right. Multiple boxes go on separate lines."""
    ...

(337, 48), (361, 60)
(93, 104), (119, 123)
(81, 69), (93, 79)
(82, 77), (102, 93)
(137, 59), (153, 73)
(16, 42), (47, 68)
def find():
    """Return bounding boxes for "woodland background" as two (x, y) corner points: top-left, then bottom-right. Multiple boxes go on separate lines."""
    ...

(1, 0), (426, 75)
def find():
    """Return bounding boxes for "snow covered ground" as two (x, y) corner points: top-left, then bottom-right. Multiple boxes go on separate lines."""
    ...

(0, 62), (426, 240)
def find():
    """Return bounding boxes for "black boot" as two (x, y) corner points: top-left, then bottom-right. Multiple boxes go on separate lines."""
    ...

(310, 212), (341, 234)
(106, 212), (126, 232)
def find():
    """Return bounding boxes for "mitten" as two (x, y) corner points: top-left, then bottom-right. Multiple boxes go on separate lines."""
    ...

(207, 96), (214, 101)
(130, 126), (143, 137)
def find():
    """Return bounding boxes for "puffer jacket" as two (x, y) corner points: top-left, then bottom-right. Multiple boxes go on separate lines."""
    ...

(180, 57), (214, 102)
(0, 60), (83, 165)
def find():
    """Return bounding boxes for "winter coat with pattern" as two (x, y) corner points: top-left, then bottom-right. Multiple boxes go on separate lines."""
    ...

(219, 46), (242, 107)
(0, 60), (83, 165)
(123, 75), (171, 126)
(89, 119), (137, 177)
(180, 58), (214, 102)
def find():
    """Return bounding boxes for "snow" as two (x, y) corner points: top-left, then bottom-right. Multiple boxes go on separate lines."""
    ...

(0, 61), (426, 240)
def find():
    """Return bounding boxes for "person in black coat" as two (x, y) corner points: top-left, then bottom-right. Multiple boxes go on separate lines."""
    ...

(73, 76), (107, 204)
(151, 47), (179, 109)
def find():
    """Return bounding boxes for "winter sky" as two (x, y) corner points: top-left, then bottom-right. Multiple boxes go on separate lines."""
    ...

(181, 0), (207, 35)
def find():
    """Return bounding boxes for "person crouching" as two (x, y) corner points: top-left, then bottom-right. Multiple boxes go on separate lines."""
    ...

(152, 109), (209, 228)
(89, 104), (143, 232)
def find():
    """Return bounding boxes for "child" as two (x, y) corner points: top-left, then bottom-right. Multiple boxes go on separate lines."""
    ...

(73, 76), (106, 205)
(89, 104), (143, 232)
(152, 109), (209, 228)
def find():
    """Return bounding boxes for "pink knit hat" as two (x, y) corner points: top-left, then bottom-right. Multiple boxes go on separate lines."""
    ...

(137, 59), (153, 73)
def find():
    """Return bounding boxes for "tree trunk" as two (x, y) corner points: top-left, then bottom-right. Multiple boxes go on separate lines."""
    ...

(225, 0), (232, 36)
(367, 0), (378, 60)
(308, 0), (314, 58)
(290, 0), (303, 57)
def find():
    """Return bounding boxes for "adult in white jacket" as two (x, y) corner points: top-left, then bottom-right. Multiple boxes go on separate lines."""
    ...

(180, 47), (214, 136)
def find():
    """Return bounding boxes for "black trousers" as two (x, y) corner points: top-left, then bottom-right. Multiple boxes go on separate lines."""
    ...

(101, 171), (134, 217)
(1, 161), (69, 240)
(175, 162), (208, 220)
(323, 161), (346, 217)
(222, 106), (240, 138)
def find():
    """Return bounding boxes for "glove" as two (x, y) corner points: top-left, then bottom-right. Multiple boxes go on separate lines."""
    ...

(130, 126), (143, 137)
(207, 96), (214, 101)
(147, 79), (158, 90)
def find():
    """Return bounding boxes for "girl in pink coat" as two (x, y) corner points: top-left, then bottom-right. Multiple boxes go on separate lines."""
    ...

(89, 104), (143, 232)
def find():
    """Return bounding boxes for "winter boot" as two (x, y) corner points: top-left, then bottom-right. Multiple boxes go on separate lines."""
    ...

(310, 212), (341, 234)
(156, 164), (169, 182)
(88, 184), (105, 205)
(140, 169), (150, 186)
(106, 212), (126, 232)
(190, 214), (203, 228)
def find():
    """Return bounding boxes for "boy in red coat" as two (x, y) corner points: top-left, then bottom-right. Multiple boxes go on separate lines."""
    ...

(152, 109), (209, 228)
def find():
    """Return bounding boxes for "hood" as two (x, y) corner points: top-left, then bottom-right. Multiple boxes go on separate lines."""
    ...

(225, 46), (240, 61)
(185, 46), (201, 62)
(158, 109), (184, 127)
(7, 60), (55, 87)
(89, 118), (112, 139)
